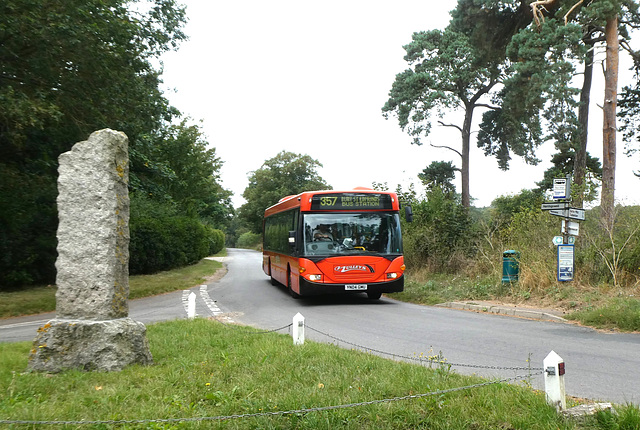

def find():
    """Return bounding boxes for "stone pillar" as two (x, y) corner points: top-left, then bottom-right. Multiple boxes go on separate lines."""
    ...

(29, 129), (153, 372)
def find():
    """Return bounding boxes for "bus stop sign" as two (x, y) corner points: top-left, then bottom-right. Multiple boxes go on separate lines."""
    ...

(557, 245), (574, 282)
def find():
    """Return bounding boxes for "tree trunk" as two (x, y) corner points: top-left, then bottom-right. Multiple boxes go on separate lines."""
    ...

(461, 104), (473, 208)
(601, 15), (618, 224)
(573, 42), (594, 208)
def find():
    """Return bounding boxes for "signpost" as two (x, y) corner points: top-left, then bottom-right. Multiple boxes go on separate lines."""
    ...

(541, 176), (584, 282)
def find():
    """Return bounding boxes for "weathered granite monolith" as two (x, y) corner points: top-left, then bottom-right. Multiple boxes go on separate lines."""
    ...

(28, 129), (153, 372)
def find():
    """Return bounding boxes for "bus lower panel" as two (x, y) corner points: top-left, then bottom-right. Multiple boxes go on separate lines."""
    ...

(298, 277), (404, 297)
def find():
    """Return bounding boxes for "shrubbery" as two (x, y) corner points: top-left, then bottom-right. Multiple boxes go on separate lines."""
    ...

(129, 194), (225, 275)
(402, 188), (640, 292)
(402, 188), (477, 272)
(236, 232), (261, 249)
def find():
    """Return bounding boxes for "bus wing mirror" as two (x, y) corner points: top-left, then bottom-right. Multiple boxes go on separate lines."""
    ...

(404, 205), (413, 222)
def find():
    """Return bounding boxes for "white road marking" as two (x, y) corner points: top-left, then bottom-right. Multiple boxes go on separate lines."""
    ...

(200, 284), (222, 316)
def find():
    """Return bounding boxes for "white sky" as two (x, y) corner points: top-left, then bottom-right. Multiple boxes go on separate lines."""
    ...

(159, 0), (640, 209)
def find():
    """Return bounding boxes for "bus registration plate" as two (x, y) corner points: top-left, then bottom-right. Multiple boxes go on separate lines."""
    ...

(345, 284), (367, 291)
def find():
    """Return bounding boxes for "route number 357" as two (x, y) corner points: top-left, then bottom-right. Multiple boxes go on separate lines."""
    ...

(320, 197), (338, 206)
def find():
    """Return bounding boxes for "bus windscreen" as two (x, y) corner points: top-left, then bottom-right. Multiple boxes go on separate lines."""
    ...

(303, 213), (402, 256)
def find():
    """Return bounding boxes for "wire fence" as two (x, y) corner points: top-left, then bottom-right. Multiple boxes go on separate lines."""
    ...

(1, 317), (546, 427)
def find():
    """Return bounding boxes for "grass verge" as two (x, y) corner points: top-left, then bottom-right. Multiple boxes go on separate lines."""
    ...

(0, 258), (222, 319)
(391, 269), (640, 332)
(3, 317), (635, 429)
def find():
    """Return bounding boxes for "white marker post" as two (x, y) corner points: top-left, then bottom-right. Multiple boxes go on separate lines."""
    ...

(187, 292), (196, 319)
(544, 351), (566, 410)
(292, 312), (305, 345)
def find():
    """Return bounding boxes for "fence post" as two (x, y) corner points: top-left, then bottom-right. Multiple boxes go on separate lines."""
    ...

(543, 350), (566, 410)
(187, 292), (196, 319)
(292, 313), (305, 345)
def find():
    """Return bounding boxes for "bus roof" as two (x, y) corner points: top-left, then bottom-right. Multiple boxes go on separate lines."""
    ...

(264, 188), (400, 217)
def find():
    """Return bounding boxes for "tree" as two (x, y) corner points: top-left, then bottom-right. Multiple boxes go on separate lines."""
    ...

(0, 0), (188, 287)
(146, 120), (233, 228)
(239, 151), (331, 233)
(382, 2), (532, 208)
(418, 161), (457, 195)
(484, 0), (640, 216)
(535, 142), (602, 201)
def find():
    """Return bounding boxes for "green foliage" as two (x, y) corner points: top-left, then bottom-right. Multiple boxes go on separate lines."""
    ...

(382, 28), (501, 146)
(418, 161), (457, 195)
(0, 0), (194, 287)
(535, 143), (602, 202)
(490, 189), (544, 233)
(129, 195), (216, 275)
(236, 232), (262, 249)
(206, 227), (225, 255)
(137, 120), (233, 227)
(239, 151), (331, 233)
(479, 18), (583, 170)
(403, 188), (476, 272)
(0, 165), (57, 289)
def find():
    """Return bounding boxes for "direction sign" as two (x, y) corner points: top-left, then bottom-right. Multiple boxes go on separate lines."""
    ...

(552, 236), (564, 246)
(561, 219), (580, 236)
(541, 202), (571, 211)
(548, 208), (586, 221)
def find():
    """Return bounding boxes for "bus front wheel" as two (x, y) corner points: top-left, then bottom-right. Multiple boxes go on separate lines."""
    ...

(367, 291), (382, 300)
(288, 271), (300, 299)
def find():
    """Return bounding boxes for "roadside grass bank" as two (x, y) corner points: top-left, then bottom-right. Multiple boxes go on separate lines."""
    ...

(0, 258), (223, 319)
(2, 318), (636, 429)
(391, 269), (640, 332)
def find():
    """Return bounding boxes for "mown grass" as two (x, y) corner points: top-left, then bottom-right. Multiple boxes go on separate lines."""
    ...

(0, 258), (222, 319)
(3, 317), (634, 429)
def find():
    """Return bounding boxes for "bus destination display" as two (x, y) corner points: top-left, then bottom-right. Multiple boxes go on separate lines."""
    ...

(310, 193), (392, 210)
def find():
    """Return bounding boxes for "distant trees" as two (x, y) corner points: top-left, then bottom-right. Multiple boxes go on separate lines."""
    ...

(238, 151), (331, 233)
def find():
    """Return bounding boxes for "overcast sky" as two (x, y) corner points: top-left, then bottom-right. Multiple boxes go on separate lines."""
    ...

(159, 0), (640, 209)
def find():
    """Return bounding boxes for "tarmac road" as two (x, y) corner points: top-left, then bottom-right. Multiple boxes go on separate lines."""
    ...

(2, 248), (639, 404)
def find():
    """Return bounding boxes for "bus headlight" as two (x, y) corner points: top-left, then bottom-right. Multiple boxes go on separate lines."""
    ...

(308, 274), (323, 282)
(386, 273), (398, 279)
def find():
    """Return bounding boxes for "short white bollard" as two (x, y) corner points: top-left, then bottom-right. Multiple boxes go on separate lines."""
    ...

(292, 312), (305, 345)
(544, 350), (566, 410)
(187, 292), (196, 319)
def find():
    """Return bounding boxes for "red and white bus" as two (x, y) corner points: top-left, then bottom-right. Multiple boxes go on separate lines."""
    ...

(262, 188), (408, 299)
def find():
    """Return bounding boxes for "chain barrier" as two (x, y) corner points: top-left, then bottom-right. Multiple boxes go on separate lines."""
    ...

(305, 325), (543, 372)
(210, 318), (542, 372)
(212, 317), (293, 334)
(0, 372), (540, 427)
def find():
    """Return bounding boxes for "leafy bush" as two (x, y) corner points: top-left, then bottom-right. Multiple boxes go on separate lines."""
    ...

(402, 188), (477, 272)
(236, 232), (261, 249)
(206, 226), (225, 255)
(129, 194), (220, 275)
